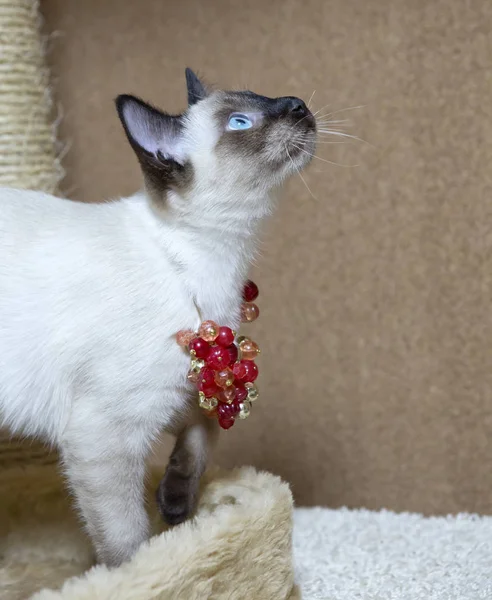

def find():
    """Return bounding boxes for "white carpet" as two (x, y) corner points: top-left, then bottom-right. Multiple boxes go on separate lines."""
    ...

(293, 507), (492, 600)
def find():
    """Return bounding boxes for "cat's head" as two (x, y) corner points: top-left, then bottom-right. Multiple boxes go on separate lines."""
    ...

(116, 69), (316, 208)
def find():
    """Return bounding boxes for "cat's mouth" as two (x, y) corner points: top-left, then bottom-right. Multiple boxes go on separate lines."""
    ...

(286, 122), (317, 167)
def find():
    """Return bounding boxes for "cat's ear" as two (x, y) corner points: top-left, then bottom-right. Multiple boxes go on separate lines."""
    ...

(185, 68), (208, 106)
(115, 95), (187, 166)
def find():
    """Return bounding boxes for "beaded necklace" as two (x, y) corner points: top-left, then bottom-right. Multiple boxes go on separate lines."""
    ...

(176, 280), (260, 430)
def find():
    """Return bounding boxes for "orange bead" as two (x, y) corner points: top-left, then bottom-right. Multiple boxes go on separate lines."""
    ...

(187, 369), (200, 383)
(221, 386), (236, 404)
(214, 368), (234, 389)
(239, 339), (260, 361)
(198, 320), (219, 342)
(241, 303), (260, 323)
(176, 329), (196, 347)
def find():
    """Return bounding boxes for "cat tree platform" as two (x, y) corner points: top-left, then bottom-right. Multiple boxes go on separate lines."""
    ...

(0, 460), (298, 600)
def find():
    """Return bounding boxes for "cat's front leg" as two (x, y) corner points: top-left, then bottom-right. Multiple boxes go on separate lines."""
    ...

(60, 412), (152, 566)
(156, 411), (218, 525)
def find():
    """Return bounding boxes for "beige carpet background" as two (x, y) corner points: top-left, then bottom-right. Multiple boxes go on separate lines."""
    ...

(41, 0), (492, 514)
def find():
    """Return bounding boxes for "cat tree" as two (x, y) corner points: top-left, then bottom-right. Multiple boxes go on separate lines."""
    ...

(1, 2), (490, 599)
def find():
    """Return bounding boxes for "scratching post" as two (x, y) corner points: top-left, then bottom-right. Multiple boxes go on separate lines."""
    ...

(0, 0), (63, 192)
(0, 0), (62, 473)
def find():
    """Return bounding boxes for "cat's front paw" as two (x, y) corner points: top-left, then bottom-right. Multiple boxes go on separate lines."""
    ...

(156, 469), (199, 526)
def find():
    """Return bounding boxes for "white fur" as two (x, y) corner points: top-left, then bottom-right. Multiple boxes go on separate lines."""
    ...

(0, 90), (310, 565)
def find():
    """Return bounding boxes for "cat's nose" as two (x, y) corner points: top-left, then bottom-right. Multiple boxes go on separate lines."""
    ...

(285, 97), (309, 117)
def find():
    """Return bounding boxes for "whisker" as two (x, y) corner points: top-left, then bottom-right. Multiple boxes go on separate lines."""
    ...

(285, 144), (318, 201)
(316, 122), (352, 129)
(316, 126), (352, 133)
(317, 105), (366, 119)
(313, 140), (348, 144)
(315, 118), (351, 125)
(292, 144), (359, 168)
(311, 103), (332, 118)
(295, 104), (325, 128)
(316, 115), (353, 123)
(291, 133), (346, 145)
(307, 90), (316, 109)
(316, 130), (374, 147)
(293, 102), (332, 128)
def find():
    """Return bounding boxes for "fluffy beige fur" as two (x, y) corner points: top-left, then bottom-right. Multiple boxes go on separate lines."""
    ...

(0, 463), (297, 600)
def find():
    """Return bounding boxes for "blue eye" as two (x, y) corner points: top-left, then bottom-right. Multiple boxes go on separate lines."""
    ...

(228, 114), (253, 131)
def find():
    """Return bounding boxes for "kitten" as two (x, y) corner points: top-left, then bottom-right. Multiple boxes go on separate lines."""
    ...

(0, 69), (316, 566)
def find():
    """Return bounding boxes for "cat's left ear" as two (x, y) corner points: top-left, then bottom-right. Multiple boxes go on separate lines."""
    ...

(185, 68), (208, 106)
(116, 94), (187, 166)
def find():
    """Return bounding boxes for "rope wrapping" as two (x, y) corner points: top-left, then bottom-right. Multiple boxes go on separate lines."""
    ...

(0, 0), (62, 465)
(0, 0), (63, 191)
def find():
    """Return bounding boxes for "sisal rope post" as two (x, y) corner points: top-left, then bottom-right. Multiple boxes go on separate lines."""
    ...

(0, 0), (62, 464)
(0, 0), (63, 192)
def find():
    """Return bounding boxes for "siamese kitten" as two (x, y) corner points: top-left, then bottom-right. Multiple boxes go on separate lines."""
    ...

(0, 69), (316, 566)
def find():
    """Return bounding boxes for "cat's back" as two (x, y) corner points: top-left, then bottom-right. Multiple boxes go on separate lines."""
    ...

(1, 187), (74, 220)
(0, 187), (108, 237)
(0, 187), (132, 271)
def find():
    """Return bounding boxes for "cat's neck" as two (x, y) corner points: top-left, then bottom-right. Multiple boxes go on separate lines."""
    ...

(129, 189), (271, 328)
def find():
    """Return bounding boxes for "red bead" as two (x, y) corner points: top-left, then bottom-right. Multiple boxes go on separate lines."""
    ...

(197, 368), (219, 397)
(216, 326), (235, 347)
(218, 400), (240, 420)
(232, 360), (258, 383)
(243, 280), (259, 302)
(207, 346), (231, 370)
(189, 337), (211, 359)
(198, 367), (215, 385)
(227, 344), (238, 365)
(218, 416), (235, 430)
(202, 384), (220, 397)
(232, 361), (248, 381)
(235, 384), (247, 403)
(242, 360), (259, 383)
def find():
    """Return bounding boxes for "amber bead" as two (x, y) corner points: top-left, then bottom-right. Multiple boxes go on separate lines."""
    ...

(187, 369), (200, 384)
(239, 339), (260, 361)
(241, 302), (260, 323)
(198, 320), (219, 342)
(176, 329), (196, 348)
(214, 368), (234, 389)
(221, 386), (236, 404)
(232, 361), (248, 381)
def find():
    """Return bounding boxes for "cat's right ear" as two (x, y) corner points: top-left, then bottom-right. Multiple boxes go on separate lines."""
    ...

(115, 95), (187, 166)
(185, 68), (208, 106)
